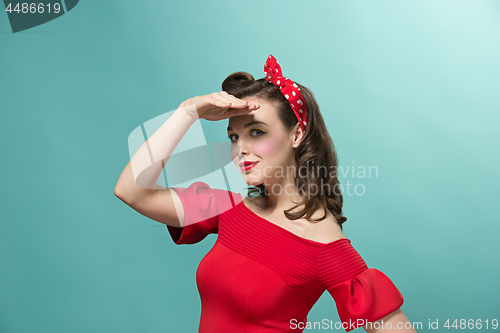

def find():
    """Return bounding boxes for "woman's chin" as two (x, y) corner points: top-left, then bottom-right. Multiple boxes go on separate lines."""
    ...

(242, 176), (263, 186)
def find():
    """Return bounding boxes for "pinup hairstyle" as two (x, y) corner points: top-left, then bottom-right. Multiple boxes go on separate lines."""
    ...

(222, 72), (347, 229)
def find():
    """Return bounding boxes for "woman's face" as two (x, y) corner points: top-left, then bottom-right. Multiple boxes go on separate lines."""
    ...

(227, 96), (302, 187)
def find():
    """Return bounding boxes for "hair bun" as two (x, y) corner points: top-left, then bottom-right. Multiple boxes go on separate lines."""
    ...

(222, 71), (255, 91)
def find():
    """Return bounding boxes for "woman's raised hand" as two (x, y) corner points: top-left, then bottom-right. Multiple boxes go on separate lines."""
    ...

(178, 91), (260, 121)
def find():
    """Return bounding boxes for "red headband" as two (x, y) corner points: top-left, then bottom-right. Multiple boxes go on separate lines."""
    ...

(264, 54), (308, 132)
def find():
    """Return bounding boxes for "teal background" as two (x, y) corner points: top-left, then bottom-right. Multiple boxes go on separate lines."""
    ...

(1, 1), (499, 332)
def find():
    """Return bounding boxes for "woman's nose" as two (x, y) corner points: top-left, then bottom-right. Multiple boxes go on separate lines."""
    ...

(234, 139), (250, 156)
(238, 138), (251, 154)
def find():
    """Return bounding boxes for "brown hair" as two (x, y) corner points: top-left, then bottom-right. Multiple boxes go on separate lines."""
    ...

(222, 71), (347, 229)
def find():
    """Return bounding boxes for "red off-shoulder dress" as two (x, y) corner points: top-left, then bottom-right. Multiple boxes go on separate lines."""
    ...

(166, 182), (404, 332)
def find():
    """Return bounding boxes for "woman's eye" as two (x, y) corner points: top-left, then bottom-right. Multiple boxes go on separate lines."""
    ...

(250, 129), (265, 136)
(228, 130), (265, 142)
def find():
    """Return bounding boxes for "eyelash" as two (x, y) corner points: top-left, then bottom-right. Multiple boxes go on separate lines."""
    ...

(227, 129), (266, 142)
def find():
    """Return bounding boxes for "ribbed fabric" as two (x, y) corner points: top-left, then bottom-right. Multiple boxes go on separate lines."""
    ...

(166, 182), (404, 332)
(219, 200), (325, 310)
(318, 241), (368, 288)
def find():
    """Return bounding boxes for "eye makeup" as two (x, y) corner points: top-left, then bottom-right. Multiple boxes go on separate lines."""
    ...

(227, 129), (267, 142)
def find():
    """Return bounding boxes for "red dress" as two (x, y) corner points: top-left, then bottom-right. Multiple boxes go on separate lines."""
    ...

(166, 182), (404, 332)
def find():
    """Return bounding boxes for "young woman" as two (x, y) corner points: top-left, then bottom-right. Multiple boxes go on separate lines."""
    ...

(114, 55), (417, 333)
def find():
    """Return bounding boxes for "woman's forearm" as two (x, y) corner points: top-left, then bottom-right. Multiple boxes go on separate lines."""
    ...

(114, 104), (199, 204)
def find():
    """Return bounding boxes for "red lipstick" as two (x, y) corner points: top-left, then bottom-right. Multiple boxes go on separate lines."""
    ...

(239, 161), (258, 171)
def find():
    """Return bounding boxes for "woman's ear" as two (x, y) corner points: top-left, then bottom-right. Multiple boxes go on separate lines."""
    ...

(291, 123), (304, 149)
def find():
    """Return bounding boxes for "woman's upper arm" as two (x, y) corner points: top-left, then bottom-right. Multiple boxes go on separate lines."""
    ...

(118, 187), (185, 227)
(363, 308), (417, 333)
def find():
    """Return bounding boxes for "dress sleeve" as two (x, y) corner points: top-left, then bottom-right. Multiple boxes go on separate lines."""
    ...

(166, 181), (239, 245)
(318, 240), (404, 332)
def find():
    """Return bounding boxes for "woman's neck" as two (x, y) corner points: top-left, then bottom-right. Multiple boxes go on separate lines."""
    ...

(258, 177), (304, 213)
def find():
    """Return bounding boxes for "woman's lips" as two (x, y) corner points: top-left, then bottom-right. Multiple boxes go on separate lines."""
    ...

(240, 162), (258, 171)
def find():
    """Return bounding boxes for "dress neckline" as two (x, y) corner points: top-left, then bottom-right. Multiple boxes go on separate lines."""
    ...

(236, 197), (349, 247)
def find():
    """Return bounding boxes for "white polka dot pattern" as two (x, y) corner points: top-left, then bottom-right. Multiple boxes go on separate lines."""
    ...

(264, 54), (308, 132)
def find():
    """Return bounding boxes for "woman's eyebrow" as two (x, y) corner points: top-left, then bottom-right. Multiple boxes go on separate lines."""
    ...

(227, 121), (267, 131)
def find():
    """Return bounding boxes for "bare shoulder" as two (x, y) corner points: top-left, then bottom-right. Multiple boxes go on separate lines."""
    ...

(305, 208), (346, 244)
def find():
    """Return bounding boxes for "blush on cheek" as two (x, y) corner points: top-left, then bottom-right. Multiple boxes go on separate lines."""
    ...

(254, 139), (280, 157)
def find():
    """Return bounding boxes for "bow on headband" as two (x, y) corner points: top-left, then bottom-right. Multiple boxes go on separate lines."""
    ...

(264, 54), (308, 132)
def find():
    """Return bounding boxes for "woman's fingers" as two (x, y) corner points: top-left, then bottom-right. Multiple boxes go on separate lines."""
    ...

(209, 94), (231, 108)
(195, 91), (262, 121)
(220, 91), (242, 102)
(219, 91), (249, 108)
(209, 93), (236, 108)
(221, 92), (260, 109)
